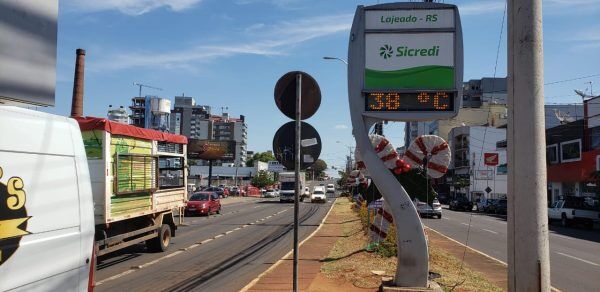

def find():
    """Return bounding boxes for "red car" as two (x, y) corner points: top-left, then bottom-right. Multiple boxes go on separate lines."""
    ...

(186, 192), (221, 216)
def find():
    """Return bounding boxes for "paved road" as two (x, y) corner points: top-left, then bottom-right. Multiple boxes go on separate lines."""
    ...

(95, 190), (336, 291)
(423, 208), (600, 292)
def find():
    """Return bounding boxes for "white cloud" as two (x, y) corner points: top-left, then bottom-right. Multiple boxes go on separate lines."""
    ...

(91, 13), (353, 71)
(63, 0), (202, 15)
(334, 124), (349, 130)
(567, 26), (600, 50)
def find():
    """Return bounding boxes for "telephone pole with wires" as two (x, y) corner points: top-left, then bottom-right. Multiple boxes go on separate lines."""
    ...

(507, 0), (551, 291)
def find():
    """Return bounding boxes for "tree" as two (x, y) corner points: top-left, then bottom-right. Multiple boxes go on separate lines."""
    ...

(246, 151), (276, 167)
(251, 170), (275, 188)
(337, 170), (349, 188)
(311, 159), (327, 178)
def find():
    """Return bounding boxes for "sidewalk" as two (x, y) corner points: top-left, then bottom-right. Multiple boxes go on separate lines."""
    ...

(243, 198), (371, 292)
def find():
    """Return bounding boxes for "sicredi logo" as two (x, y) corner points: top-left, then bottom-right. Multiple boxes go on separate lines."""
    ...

(378, 45), (440, 59)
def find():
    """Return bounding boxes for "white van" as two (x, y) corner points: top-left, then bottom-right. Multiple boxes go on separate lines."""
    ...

(0, 107), (95, 291)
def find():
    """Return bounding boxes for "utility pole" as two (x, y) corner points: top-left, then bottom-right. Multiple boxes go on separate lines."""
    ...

(293, 73), (302, 292)
(507, 0), (551, 291)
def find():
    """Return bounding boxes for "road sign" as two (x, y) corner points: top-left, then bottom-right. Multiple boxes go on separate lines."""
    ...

(272, 121), (322, 170)
(485, 187), (492, 194)
(274, 71), (321, 120)
(348, 2), (463, 122)
(484, 153), (499, 166)
(267, 161), (285, 173)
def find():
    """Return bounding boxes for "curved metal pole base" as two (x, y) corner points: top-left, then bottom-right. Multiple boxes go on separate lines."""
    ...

(353, 119), (429, 287)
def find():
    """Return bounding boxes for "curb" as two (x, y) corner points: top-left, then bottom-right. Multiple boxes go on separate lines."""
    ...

(427, 228), (561, 292)
(240, 198), (339, 292)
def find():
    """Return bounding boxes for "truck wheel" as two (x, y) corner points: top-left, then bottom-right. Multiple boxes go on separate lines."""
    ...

(147, 224), (171, 252)
(561, 214), (568, 227)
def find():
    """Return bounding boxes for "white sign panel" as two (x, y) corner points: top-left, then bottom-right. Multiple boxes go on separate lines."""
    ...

(366, 9), (454, 29)
(0, 0), (58, 106)
(267, 161), (285, 172)
(365, 33), (454, 89)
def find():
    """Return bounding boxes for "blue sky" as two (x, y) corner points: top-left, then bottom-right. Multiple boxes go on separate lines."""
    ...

(48, 0), (600, 170)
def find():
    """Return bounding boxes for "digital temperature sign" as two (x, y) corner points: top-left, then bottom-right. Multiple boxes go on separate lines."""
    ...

(365, 92), (454, 112)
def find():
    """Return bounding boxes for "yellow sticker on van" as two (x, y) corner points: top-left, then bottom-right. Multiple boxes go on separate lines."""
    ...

(0, 166), (31, 265)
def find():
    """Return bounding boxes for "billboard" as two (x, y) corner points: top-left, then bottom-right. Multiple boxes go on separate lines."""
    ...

(348, 2), (463, 122)
(188, 140), (236, 160)
(0, 0), (58, 106)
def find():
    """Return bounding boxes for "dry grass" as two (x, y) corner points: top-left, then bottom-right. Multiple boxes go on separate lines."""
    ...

(321, 198), (503, 292)
(429, 245), (503, 292)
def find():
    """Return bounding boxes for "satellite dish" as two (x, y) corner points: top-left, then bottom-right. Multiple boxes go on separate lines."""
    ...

(575, 89), (595, 100)
(553, 109), (575, 124)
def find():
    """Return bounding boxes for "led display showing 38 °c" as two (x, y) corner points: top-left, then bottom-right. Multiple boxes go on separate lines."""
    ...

(365, 91), (455, 112)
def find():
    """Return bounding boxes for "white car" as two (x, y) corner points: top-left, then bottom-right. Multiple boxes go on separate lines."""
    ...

(311, 186), (327, 203)
(264, 189), (278, 198)
(326, 183), (335, 193)
(413, 198), (442, 219)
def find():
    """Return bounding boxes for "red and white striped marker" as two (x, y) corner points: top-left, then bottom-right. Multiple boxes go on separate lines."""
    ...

(404, 135), (451, 178)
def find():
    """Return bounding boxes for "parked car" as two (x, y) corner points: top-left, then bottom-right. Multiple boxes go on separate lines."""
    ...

(414, 198), (442, 219)
(548, 197), (600, 228)
(326, 183), (335, 193)
(476, 198), (497, 212)
(311, 186), (327, 203)
(437, 193), (450, 204)
(264, 189), (278, 198)
(186, 192), (221, 216)
(230, 186), (240, 196)
(449, 196), (473, 211)
(493, 199), (507, 215)
(204, 186), (228, 198)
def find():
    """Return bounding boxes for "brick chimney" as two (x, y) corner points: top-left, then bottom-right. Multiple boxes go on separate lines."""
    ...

(70, 48), (86, 117)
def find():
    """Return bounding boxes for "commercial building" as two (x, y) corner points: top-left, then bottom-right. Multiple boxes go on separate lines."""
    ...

(129, 96), (171, 132)
(170, 96), (211, 138)
(545, 97), (599, 203)
(170, 96), (248, 166)
(448, 126), (507, 201)
(404, 77), (507, 146)
(211, 113), (248, 167)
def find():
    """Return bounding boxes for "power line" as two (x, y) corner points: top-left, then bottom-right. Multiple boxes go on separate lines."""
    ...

(545, 73), (600, 86)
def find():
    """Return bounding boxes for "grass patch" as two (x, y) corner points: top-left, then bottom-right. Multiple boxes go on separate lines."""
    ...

(320, 198), (503, 291)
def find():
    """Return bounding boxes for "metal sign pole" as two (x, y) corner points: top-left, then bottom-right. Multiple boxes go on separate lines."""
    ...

(293, 73), (302, 292)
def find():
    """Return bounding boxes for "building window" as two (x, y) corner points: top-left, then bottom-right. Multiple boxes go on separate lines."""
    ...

(591, 127), (600, 150)
(158, 157), (184, 189)
(546, 144), (558, 164)
(560, 139), (581, 163)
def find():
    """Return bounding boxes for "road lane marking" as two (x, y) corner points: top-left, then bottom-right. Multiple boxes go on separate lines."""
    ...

(240, 198), (338, 292)
(96, 269), (136, 285)
(482, 228), (498, 234)
(461, 222), (470, 226)
(556, 252), (600, 267)
(426, 228), (562, 292)
(96, 204), (292, 286)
